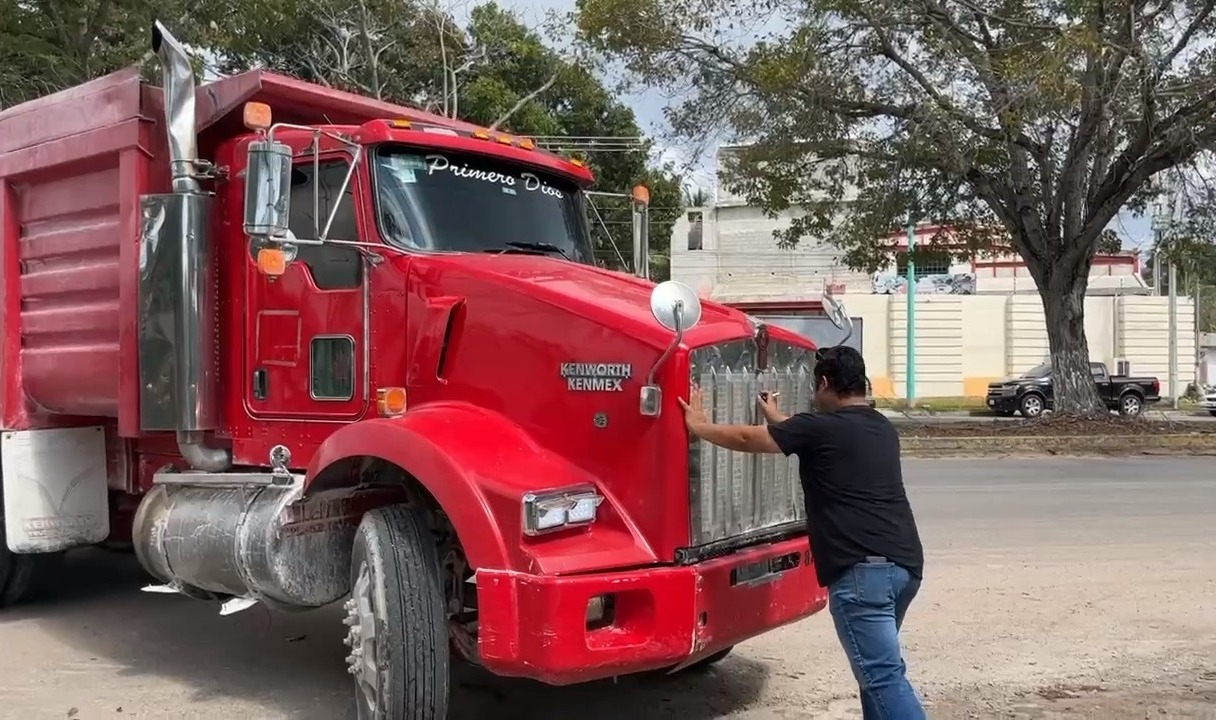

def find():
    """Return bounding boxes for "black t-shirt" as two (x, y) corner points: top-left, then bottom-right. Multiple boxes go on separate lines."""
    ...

(767, 405), (923, 588)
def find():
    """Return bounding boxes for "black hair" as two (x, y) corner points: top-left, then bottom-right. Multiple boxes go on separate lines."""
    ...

(813, 346), (869, 397)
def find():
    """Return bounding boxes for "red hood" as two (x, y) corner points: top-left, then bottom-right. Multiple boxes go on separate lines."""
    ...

(401, 253), (758, 350)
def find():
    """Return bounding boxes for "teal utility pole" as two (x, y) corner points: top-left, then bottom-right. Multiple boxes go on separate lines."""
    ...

(905, 216), (916, 405)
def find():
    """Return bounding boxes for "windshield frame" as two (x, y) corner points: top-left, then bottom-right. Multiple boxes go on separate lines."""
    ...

(368, 143), (596, 264)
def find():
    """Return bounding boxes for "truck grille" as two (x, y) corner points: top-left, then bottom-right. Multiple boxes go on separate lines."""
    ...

(687, 336), (816, 549)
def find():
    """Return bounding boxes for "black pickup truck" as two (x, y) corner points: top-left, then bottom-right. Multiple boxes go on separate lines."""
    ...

(986, 362), (1162, 418)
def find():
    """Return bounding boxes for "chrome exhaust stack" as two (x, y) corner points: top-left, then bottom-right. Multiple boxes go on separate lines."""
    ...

(138, 21), (231, 472)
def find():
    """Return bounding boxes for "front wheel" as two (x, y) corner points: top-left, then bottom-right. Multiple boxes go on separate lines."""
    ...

(1119, 393), (1144, 417)
(344, 506), (449, 720)
(1019, 393), (1045, 419)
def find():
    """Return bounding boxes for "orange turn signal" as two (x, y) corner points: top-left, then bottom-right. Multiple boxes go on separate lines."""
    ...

(631, 184), (651, 206)
(243, 102), (272, 132)
(256, 247), (289, 276)
(377, 387), (408, 416)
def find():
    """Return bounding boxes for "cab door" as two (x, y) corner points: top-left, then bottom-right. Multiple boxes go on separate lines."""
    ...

(244, 154), (369, 420)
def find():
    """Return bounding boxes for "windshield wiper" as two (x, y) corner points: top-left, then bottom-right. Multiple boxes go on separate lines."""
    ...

(500, 241), (570, 260)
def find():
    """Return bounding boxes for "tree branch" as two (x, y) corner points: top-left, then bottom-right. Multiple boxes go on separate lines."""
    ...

(489, 72), (559, 130)
(1159, 0), (1215, 73)
(864, 10), (1045, 158)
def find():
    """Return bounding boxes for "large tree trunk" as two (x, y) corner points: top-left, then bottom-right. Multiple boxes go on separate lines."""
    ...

(1040, 273), (1108, 416)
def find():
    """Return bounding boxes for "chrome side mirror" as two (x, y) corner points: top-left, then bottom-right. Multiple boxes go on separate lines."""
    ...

(642, 281), (703, 416)
(650, 280), (703, 332)
(243, 139), (293, 239)
(822, 288), (855, 346)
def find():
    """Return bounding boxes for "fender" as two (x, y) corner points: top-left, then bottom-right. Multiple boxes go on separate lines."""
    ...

(305, 401), (655, 574)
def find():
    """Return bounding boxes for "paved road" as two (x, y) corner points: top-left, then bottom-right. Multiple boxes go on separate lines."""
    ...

(1, 458), (1214, 719)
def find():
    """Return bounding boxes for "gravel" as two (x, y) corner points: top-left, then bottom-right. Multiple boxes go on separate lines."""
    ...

(0, 457), (1212, 719)
(897, 414), (1216, 437)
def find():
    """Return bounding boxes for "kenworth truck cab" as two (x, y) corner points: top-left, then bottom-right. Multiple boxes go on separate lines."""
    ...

(0, 22), (853, 718)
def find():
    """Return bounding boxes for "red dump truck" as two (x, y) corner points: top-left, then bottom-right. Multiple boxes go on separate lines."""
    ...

(0, 22), (852, 718)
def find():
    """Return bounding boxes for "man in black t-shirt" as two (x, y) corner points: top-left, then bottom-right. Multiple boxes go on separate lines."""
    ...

(680, 346), (925, 720)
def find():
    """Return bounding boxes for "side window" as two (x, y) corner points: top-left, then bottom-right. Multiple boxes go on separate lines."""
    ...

(310, 336), (355, 400)
(289, 160), (363, 290)
(1090, 362), (1108, 380)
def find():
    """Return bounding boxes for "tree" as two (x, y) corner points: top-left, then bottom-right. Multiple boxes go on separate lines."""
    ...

(198, 0), (684, 277)
(577, 0), (1216, 415)
(0, 0), (200, 108)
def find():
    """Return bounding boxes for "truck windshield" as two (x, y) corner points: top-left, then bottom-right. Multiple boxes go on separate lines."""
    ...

(372, 146), (594, 264)
(1021, 363), (1052, 378)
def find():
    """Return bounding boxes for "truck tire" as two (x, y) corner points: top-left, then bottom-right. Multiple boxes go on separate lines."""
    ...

(1018, 392), (1046, 419)
(344, 505), (449, 720)
(1118, 393), (1144, 417)
(0, 512), (64, 608)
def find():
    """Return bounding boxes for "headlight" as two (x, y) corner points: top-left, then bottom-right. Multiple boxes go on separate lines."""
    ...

(522, 486), (604, 536)
(1002, 385), (1017, 395)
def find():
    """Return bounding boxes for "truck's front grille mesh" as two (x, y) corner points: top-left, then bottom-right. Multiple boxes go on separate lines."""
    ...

(688, 337), (815, 547)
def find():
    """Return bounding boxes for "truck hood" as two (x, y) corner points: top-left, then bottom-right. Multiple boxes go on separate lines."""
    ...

(402, 253), (757, 349)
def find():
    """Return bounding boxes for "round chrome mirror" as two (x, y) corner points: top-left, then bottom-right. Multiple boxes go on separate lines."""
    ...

(649, 280), (703, 332)
(822, 291), (848, 330)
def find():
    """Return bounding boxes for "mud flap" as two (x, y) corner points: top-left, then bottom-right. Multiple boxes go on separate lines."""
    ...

(2, 426), (110, 553)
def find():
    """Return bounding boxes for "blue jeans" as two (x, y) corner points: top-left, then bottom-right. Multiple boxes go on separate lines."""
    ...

(828, 558), (925, 720)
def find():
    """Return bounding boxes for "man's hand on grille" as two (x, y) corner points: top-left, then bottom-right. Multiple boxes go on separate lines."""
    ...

(679, 385), (709, 435)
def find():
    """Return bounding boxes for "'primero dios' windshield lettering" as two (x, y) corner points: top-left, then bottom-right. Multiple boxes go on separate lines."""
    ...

(425, 154), (564, 198)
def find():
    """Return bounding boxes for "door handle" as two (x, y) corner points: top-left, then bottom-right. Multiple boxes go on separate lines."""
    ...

(253, 368), (269, 400)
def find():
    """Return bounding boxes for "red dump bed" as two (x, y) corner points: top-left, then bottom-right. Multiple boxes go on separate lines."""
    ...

(0, 66), (472, 435)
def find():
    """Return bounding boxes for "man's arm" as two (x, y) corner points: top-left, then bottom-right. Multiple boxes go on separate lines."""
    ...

(685, 419), (784, 454)
(680, 387), (786, 454)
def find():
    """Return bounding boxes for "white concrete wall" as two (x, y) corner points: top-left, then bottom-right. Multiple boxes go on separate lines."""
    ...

(836, 295), (1195, 399)
(671, 197), (1150, 299)
(671, 205), (871, 302)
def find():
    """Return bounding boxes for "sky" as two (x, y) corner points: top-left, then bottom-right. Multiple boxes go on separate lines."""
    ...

(456, 0), (1158, 251)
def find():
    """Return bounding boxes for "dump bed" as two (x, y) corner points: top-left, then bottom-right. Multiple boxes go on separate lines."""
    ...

(0, 66), (471, 435)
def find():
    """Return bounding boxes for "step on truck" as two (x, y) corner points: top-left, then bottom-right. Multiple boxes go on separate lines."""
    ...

(0, 22), (850, 718)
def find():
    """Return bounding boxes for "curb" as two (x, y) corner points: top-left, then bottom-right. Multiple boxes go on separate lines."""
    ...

(900, 433), (1216, 458)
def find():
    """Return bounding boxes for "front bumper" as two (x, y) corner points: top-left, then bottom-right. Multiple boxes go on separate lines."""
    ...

(986, 393), (1018, 412)
(476, 535), (824, 685)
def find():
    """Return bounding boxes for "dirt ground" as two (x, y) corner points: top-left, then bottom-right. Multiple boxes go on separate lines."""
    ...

(895, 413), (1216, 438)
(1, 457), (1214, 719)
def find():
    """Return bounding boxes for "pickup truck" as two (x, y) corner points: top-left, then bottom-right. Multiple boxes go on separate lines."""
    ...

(986, 362), (1162, 418)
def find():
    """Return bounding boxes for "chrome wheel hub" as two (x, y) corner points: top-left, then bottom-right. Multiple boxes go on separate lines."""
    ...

(344, 562), (379, 718)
